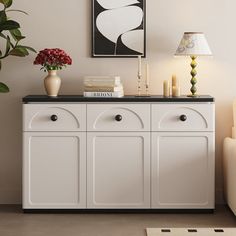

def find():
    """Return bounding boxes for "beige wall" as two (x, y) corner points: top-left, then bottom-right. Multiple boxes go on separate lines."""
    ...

(0, 0), (234, 203)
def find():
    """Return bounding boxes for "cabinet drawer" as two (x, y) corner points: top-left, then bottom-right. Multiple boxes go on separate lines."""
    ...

(87, 104), (150, 131)
(152, 104), (215, 132)
(23, 104), (86, 131)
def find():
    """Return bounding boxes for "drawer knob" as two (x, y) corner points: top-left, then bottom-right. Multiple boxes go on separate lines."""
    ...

(50, 115), (58, 122)
(180, 115), (187, 122)
(115, 114), (122, 122)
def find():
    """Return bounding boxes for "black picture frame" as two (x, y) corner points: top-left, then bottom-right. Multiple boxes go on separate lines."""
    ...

(92, 0), (146, 58)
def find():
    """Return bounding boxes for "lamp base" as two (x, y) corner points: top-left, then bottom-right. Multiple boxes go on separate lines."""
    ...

(189, 56), (198, 97)
(187, 94), (199, 98)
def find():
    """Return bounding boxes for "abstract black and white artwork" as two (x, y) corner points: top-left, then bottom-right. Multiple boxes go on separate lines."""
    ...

(92, 0), (146, 57)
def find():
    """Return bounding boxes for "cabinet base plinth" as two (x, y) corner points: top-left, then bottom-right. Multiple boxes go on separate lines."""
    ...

(23, 209), (215, 214)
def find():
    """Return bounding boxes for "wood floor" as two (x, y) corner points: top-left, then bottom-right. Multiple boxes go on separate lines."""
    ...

(0, 205), (235, 236)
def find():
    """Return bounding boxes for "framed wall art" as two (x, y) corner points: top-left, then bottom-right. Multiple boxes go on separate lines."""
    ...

(92, 0), (146, 58)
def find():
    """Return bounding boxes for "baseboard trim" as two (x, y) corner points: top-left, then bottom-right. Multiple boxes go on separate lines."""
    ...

(0, 190), (21, 204)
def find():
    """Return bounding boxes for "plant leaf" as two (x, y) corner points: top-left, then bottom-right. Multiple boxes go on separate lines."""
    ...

(0, 32), (14, 48)
(0, 0), (12, 8)
(9, 47), (29, 57)
(10, 29), (25, 41)
(18, 45), (37, 53)
(0, 20), (20, 32)
(0, 82), (9, 93)
(0, 10), (7, 23)
(0, 32), (7, 39)
(15, 45), (30, 55)
(4, 35), (11, 56)
(9, 48), (26, 57)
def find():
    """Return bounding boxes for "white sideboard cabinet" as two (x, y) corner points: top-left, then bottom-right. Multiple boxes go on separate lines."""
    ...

(22, 95), (215, 210)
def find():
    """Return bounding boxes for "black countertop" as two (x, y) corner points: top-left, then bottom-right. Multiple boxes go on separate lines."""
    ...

(23, 95), (214, 103)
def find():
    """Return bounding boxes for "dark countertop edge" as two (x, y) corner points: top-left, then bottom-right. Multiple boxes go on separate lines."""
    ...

(22, 95), (215, 103)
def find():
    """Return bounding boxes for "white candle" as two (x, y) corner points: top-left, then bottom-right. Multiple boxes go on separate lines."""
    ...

(172, 74), (178, 87)
(172, 86), (177, 97)
(163, 80), (170, 97)
(172, 86), (181, 97)
(146, 63), (149, 86)
(138, 56), (142, 76)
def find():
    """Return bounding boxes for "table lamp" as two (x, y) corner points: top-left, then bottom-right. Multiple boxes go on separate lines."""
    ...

(175, 32), (212, 97)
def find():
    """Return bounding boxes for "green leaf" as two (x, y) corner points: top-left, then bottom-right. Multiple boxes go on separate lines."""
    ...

(15, 45), (30, 55)
(0, 32), (14, 48)
(10, 29), (25, 41)
(6, 0), (12, 8)
(0, 20), (20, 32)
(4, 35), (10, 56)
(0, 32), (7, 39)
(18, 45), (37, 53)
(0, 0), (12, 8)
(0, 82), (9, 93)
(0, 10), (7, 23)
(9, 47), (29, 57)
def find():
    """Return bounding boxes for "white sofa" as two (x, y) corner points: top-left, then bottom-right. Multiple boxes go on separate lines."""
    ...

(223, 100), (236, 215)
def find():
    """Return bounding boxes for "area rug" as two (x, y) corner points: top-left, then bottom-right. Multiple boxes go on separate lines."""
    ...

(146, 228), (236, 236)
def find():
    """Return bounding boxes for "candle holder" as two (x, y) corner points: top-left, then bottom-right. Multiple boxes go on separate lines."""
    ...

(135, 75), (151, 97)
(145, 83), (150, 97)
(136, 74), (142, 96)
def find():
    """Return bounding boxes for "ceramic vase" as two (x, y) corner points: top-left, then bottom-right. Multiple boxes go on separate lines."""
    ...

(44, 70), (61, 97)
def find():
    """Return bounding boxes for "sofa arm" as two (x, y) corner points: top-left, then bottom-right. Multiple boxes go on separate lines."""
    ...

(223, 137), (236, 215)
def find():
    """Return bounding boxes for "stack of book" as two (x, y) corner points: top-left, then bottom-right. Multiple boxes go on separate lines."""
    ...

(83, 76), (124, 98)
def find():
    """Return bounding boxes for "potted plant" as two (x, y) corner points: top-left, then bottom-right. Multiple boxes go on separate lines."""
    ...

(0, 0), (36, 92)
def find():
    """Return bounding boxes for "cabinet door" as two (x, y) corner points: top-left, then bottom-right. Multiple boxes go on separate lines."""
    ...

(151, 132), (215, 209)
(23, 132), (86, 209)
(87, 132), (150, 208)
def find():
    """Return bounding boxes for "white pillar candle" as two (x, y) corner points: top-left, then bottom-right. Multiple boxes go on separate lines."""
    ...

(138, 56), (142, 77)
(146, 63), (149, 86)
(172, 74), (178, 87)
(172, 86), (177, 97)
(172, 86), (181, 97)
(163, 80), (170, 97)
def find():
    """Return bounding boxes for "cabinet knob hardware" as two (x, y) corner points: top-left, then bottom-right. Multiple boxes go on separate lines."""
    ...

(115, 115), (122, 122)
(51, 115), (58, 122)
(180, 115), (187, 122)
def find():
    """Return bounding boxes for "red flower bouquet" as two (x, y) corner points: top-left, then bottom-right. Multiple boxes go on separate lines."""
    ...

(34, 48), (72, 71)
